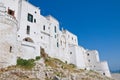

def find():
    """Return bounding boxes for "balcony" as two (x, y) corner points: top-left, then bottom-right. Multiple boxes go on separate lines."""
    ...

(0, 8), (17, 25)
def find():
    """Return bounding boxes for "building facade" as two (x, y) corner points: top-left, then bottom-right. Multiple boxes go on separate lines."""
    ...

(0, 0), (111, 77)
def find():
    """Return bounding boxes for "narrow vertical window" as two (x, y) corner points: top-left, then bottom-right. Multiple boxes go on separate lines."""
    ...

(54, 26), (57, 33)
(43, 25), (45, 30)
(88, 60), (90, 62)
(27, 25), (30, 34)
(34, 19), (36, 23)
(57, 42), (59, 47)
(10, 46), (12, 53)
(27, 13), (33, 22)
(72, 37), (73, 40)
(87, 53), (89, 56)
(55, 35), (56, 38)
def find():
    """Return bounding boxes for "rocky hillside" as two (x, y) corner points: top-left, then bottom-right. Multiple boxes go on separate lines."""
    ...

(0, 56), (114, 80)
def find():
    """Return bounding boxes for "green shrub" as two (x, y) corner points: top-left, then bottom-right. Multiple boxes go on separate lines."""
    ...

(36, 56), (41, 60)
(65, 61), (67, 64)
(69, 63), (76, 68)
(17, 57), (35, 69)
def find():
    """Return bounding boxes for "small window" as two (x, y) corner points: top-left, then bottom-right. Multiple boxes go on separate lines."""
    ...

(87, 53), (89, 56)
(75, 39), (76, 42)
(65, 61), (67, 64)
(48, 27), (50, 29)
(103, 73), (105, 75)
(72, 37), (73, 40)
(26, 25), (30, 34)
(43, 25), (45, 30)
(18, 35), (20, 37)
(23, 37), (34, 43)
(25, 38), (28, 41)
(41, 36), (43, 39)
(70, 52), (72, 54)
(27, 13), (33, 22)
(54, 26), (57, 33)
(57, 42), (59, 47)
(34, 19), (36, 23)
(88, 60), (90, 62)
(8, 8), (14, 16)
(10, 46), (12, 53)
(55, 35), (56, 38)
(60, 40), (62, 46)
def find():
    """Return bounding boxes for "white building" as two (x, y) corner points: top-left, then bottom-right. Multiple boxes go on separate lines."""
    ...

(0, 0), (111, 77)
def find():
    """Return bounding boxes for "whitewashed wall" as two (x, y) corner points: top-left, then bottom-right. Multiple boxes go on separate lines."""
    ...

(0, 5), (18, 68)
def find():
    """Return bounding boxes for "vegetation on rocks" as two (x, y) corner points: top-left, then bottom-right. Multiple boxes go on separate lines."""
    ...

(0, 50), (114, 80)
(35, 56), (41, 61)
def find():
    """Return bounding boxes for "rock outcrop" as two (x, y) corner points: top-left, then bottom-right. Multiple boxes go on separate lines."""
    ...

(0, 58), (114, 80)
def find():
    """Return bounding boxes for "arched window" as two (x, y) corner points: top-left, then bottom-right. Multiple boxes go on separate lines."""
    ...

(23, 37), (34, 43)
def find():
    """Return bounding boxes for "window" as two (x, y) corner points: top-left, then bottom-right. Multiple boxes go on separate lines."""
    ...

(55, 35), (56, 38)
(18, 35), (20, 37)
(72, 37), (73, 40)
(8, 8), (14, 16)
(103, 73), (105, 75)
(26, 25), (30, 34)
(10, 46), (12, 53)
(23, 37), (34, 43)
(41, 36), (43, 39)
(60, 40), (62, 46)
(88, 59), (90, 62)
(75, 39), (76, 42)
(27, 13), (33, 22)
(34, 19), (36, 23)
(57, 42), (59, 47)
(87, 53), (89, 56)
(25, 38), (28, 41)
(54, 26), (57, 33)
(43, 25), (45, 30)
(48, 27), (50, 29)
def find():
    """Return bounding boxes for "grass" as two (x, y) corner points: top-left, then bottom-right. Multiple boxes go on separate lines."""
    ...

(44, 56), (77, 72)
(36, 56), (41, 61)
(17, 57), (35, 69)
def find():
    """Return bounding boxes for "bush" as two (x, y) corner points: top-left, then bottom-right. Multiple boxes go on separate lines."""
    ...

(17, 57), (35, 69)
(36, 56), (41, 60)
(69, 63), (76, 68)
